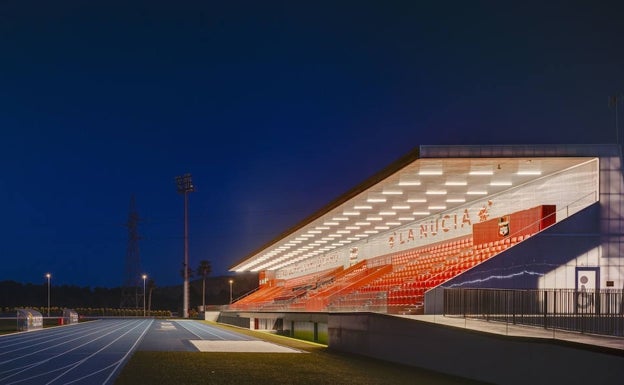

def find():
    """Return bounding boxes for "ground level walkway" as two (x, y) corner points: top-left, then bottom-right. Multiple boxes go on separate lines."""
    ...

(403, 314), (624, 352)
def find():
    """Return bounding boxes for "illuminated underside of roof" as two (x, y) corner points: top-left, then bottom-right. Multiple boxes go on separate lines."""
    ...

(230, 145), (596, 273)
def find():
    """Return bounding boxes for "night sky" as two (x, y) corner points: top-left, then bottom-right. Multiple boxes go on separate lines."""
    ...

(1, 1), (623, 288)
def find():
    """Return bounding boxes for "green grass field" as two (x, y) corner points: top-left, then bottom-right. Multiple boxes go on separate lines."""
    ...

(115, 322), (486, 385)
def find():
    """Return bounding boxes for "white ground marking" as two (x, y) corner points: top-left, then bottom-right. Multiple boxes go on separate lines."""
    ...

(158, 322), (176, 330)
(189, 340), (304, 353)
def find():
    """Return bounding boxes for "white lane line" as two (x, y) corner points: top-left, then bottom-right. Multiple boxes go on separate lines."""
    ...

(174, 320), (208, 340)
(0, 320), (150, 385)
(0, 324), (88, 351)
(175, 320), (246, 341)
(192, 322), (256, 341)
(2, 359), (78, 385)
(0, 320), (135, 380)
(58, 320), (153, 385)
(0, 318), (133, 368)
(46, 319), (153, 385)
(0, 320), (151, 385)
(0, 320), (124, 357)
(100, 319), (153, 385)
(178, 320), (249, 341)
(0, 320), (107, 352)
(0, 320), (142, 382)
(0, 323), (136, 368)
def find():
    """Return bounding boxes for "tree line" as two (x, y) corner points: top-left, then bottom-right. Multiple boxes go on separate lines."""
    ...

(0, 271), (258, 314)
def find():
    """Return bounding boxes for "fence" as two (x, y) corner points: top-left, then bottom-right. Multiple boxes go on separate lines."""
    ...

(443, 288), (624, 337)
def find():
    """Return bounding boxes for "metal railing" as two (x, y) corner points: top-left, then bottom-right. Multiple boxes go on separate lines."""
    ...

(326, 291), (388, 313)
(443, 288), (624, 337)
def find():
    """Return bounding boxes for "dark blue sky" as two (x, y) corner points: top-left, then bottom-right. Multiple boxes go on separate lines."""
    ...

(1, 1), (623, 288)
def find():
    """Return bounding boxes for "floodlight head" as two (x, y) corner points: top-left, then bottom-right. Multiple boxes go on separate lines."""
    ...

(175, 173), (195, 193)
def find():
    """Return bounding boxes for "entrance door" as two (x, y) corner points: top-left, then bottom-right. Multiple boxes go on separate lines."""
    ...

(575, 267), (599, 313)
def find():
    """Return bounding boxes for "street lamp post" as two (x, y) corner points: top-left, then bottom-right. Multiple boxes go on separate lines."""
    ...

(142, 274), (147, 317)
(45, 273), (51, 317)
(175, 173), (195, 319)
(229, 279), (233, 304)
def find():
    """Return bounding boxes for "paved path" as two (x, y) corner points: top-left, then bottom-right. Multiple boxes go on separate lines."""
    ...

(403, 315), (624, 352)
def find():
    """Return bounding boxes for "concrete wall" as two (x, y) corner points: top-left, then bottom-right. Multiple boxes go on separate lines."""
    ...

(217, 312), (251, 329)
(219, 311), (328, 343)
(328, 312), (624, 385)
(201, 311), (220, 321)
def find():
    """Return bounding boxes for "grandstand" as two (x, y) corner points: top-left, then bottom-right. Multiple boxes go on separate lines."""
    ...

(222, 145), (624, 384)
(229, 144), (620, 310)
(220, 144), (624, 383)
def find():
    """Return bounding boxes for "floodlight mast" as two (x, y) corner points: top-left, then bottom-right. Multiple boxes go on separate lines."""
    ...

(175, 173), (195, 318)
(45, 273), (51, 317)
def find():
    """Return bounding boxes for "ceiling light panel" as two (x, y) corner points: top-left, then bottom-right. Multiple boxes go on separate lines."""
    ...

(234, 157), (597, 274)
(398, 180), (421, 186)
(418, 170), (443, 175)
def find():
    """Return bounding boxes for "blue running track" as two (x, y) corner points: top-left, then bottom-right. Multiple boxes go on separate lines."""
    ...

(0, 318), (257, 385)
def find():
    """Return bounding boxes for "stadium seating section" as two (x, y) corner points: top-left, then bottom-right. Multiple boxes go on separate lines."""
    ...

(229, 205), (554, 314)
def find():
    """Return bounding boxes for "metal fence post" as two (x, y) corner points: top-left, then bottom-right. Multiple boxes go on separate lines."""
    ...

(543, 290), (548, 330)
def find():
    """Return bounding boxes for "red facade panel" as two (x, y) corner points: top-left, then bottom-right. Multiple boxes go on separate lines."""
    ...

(473, 205), (556, 246)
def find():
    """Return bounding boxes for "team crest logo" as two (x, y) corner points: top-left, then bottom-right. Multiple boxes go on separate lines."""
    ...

(498, 215), (510, 237)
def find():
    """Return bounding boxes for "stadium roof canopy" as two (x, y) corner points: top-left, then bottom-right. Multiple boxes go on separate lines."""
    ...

(230, 145), (595, 273)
